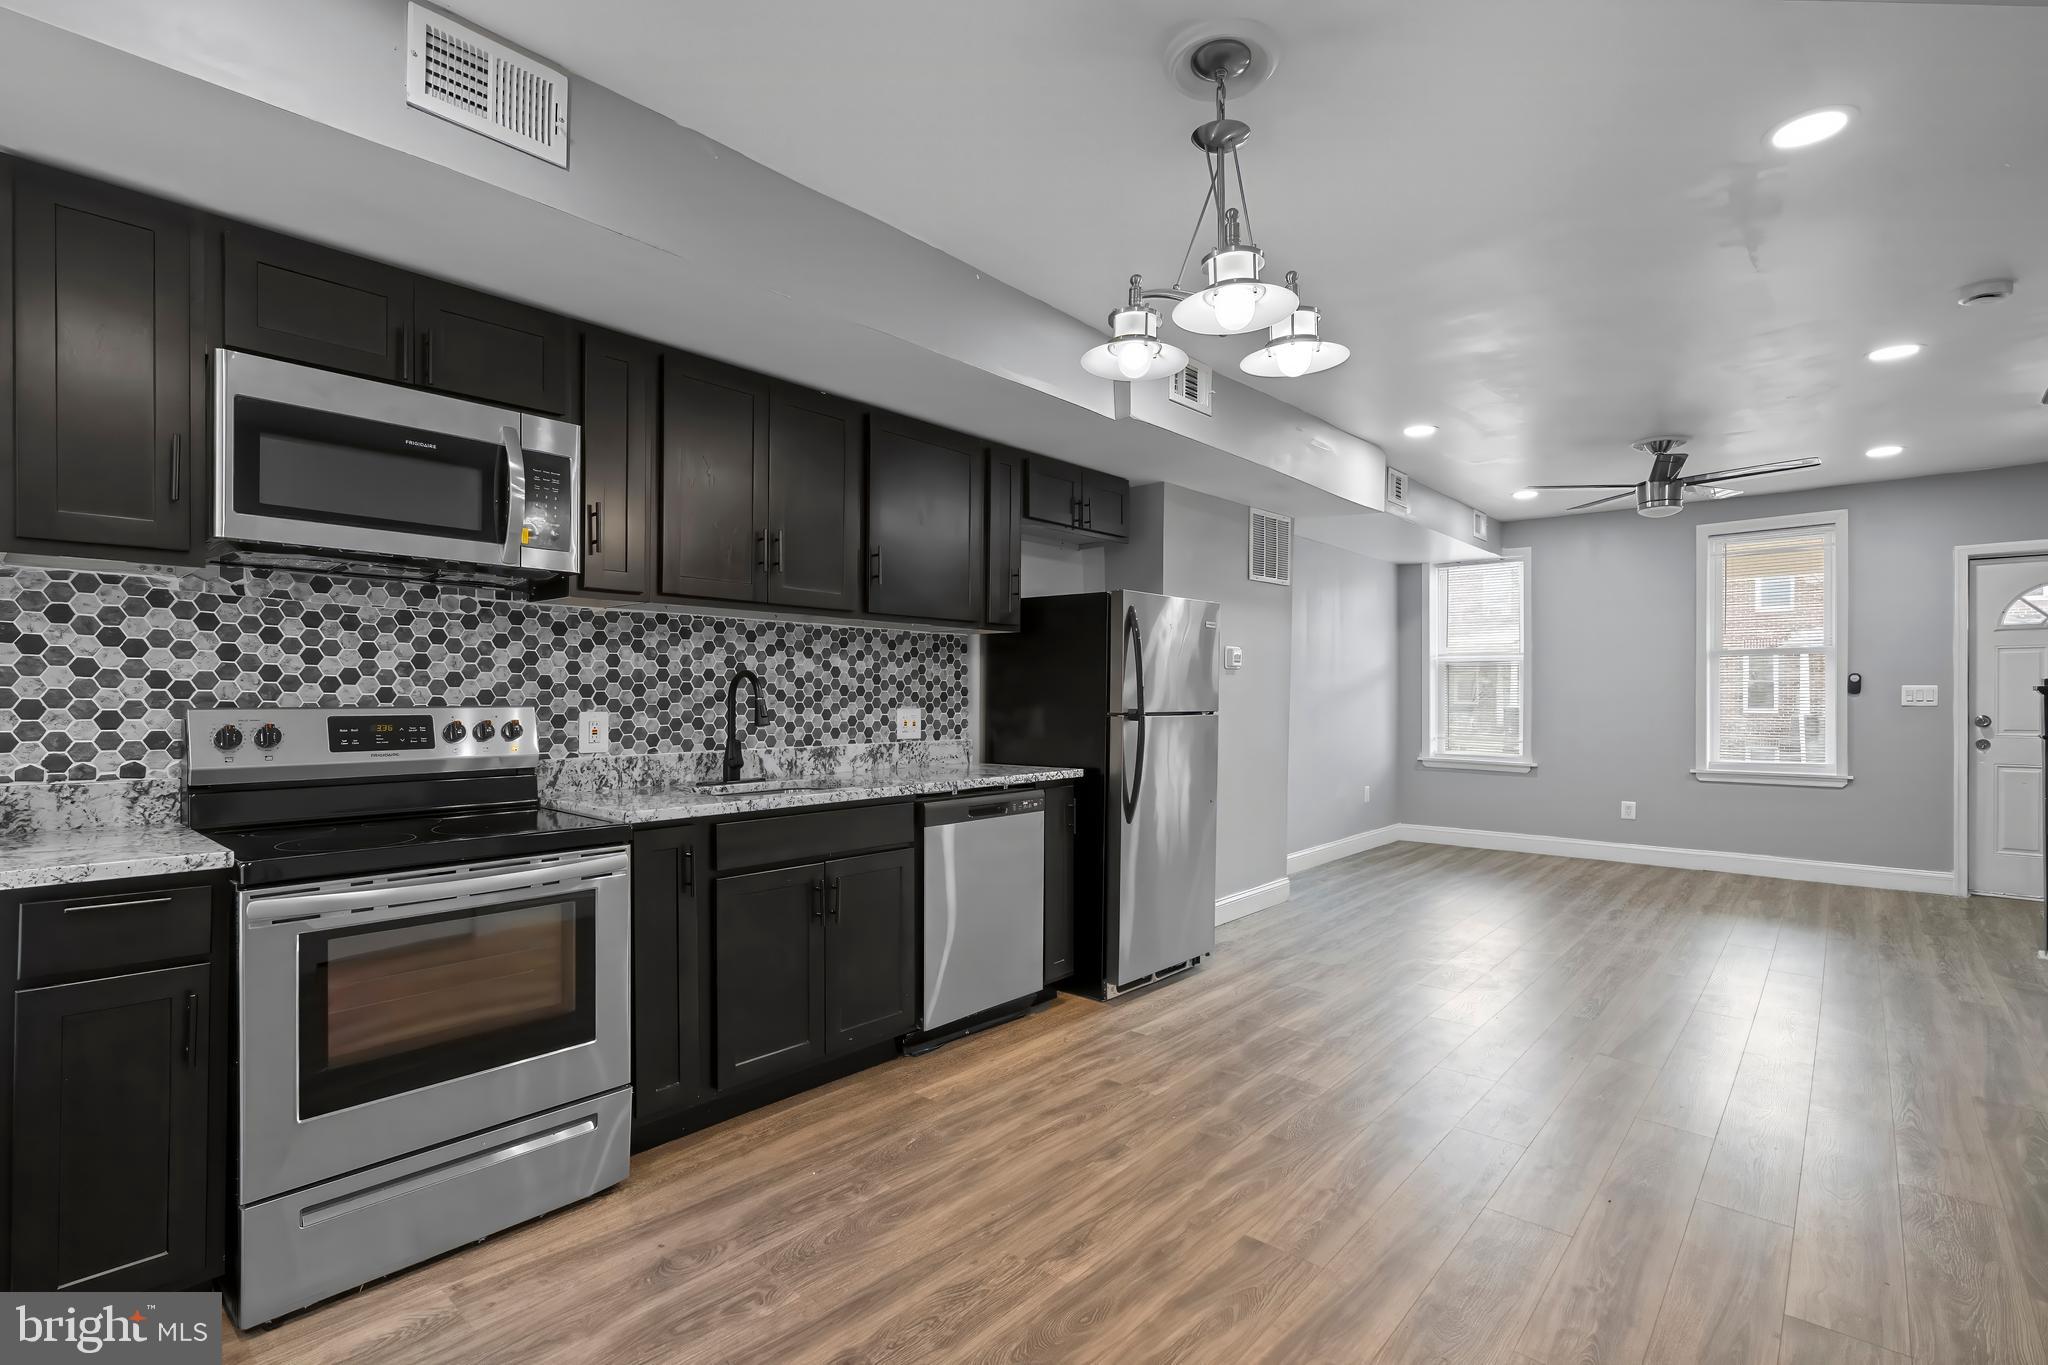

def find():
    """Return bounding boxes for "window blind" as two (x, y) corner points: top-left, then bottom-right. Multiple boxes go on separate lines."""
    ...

(1703, 524), (1836, 771)
(1433, 557), (1526, 759)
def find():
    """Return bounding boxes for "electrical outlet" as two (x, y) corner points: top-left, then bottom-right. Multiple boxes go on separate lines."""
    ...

(1620, 800), (1637, 820)
(576, 710), (610, 754)
(1900, 684), (1939, 707)
(1362, 785), (1371, 805)
(891, 706), (923, 741)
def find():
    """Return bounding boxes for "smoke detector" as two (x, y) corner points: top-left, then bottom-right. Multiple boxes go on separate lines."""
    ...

(1957, 278), (2015, 307)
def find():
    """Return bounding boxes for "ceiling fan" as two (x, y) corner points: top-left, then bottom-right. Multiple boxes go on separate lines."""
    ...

(1523, 437), (1822, 517)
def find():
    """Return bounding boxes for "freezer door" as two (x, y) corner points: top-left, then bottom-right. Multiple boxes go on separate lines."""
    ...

(1112, 712), (1218, 986)
(1114, 590), (1221, 716)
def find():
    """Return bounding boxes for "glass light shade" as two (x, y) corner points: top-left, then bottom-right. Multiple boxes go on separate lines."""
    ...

(1238, 308), (1350, 377)
(1080, 306), (1190, 381)
(1172, 248), (1299, 335)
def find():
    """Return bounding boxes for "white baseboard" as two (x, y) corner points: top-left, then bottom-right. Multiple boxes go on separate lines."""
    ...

(1216, 876), (1291, 925)
(1287, 825), (1406, 876)
(1390, 823), (1954, 895)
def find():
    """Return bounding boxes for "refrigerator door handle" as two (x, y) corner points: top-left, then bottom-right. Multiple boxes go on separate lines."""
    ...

(1122, 604), (1147, 823)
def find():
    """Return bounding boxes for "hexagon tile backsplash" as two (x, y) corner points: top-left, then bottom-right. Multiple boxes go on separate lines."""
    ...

(0, 564), (970, 783)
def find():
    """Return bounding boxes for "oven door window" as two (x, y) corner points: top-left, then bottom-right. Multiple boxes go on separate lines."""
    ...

(233, 395), (505, 545)
(298, 890), (596, 1118)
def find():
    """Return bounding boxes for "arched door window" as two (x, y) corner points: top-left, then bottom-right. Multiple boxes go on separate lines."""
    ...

(1998, 583), (2048, 627)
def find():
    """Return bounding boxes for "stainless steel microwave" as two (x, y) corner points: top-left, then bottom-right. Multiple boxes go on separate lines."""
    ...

(212, 349), (580, 576)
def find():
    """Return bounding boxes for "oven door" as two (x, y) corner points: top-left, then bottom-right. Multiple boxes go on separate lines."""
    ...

(238, 846), (630, 1204)
(214, 348), (528, 569)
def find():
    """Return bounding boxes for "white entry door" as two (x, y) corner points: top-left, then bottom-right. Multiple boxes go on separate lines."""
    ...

(1970, 556), (2048, 898)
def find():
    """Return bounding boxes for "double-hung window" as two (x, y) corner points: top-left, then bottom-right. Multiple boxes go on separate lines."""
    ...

(1424, 549), (1532, 770)
(1696, 512), (1847, 786)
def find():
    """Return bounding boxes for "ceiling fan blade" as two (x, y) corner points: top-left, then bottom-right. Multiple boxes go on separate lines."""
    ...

(1568, 490), (1637, 511)
(1678, 458), (1822, 484)
(1519, 483), (1636, 492)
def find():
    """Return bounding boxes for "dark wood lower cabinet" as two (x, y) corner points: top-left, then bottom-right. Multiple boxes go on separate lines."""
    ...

(823, 849), (917, 1052)
(1043, 783), (1077, 985)
(12, 964), (210, 1291)
(712, 864), (827, 1090)
(631, 824), (709, 1128)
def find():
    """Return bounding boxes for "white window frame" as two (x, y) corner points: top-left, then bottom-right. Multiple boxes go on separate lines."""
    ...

(1421, 548), (1535, 772)
(1694, 510), (1849, 788)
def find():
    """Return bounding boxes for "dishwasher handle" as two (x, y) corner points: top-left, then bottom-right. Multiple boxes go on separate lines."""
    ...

(920, 790), (1045, 827)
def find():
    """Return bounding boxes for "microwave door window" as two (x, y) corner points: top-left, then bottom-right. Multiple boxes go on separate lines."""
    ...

(234, 396), (503, 546)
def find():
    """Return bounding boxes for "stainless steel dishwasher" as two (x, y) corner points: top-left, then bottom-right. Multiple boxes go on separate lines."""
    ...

(919, 789), (1046, 1039)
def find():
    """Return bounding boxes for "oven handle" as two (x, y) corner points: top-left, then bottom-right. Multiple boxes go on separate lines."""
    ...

(244, 850), (630, 928)
(501, 424), (528, 568)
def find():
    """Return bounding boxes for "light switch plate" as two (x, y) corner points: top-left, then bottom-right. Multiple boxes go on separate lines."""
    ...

(577, 710), (611, 754)
(892, 706), (923, 741)
(1620, 800), (1637, 820)
(1223, 645), (1244, 672)
(1901, 684), (1939, 707)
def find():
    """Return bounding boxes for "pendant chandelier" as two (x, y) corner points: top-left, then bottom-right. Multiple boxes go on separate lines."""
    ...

(1081, 37), (1348, 383)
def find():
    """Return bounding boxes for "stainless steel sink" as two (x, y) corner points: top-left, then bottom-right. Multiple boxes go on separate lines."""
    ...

(687, 777), (822, 796)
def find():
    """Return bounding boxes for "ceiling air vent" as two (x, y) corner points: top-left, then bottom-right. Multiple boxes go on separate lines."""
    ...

(1386, 468), (1412, 516)
(1166, 359), (1213, 416)
(1472, 509), (1489, 541)
(1249, 508), (1293, 586)
(406, 4), (569, 168)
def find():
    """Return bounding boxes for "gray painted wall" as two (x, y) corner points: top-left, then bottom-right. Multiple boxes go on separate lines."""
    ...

(1399, 462), (2048, 873)
(1289, 539), (1401, 854)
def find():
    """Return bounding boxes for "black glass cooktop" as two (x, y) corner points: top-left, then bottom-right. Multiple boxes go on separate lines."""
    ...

(206, 805), (628, 886)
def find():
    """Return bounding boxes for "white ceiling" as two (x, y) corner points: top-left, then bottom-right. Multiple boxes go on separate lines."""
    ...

(460, 0), (2048, 519)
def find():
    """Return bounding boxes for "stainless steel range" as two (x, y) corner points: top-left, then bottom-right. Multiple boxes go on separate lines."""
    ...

(184, 705), (632, 1327)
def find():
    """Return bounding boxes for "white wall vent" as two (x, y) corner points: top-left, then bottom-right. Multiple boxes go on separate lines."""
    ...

(1166, 359), (1213, 415)
(406, 4), (569, 168)
(1386, 468), (1412, 515)
(1248, 508), (1293, 586)
(1472, 509), (1489, 541)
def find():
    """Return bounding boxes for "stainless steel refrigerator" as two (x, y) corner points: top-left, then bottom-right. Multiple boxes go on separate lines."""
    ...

(985, 590), (1220, 996)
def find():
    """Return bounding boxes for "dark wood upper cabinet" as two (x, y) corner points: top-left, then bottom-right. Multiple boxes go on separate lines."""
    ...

(986, 445), (1024, 628)
(1023, 454), (1086, 530)
(222, 227), (412, 381)
(8, 167), (194, 555)
(865, 414), (985, 623)
(823, 849), (917, 1053)
(659, 351), (768, 604)
(711, 864), (827, 1090)
(11, 963), (211, 1292)
(630, 824), (710, 1128)
(412, 278), (573, 416)
(765, 386), (864, 613)
(1080, 470), (1130, 539)
(579, 331), (657, 596)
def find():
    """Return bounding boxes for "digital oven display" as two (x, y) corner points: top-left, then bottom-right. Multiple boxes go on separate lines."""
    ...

(327, 714), (437, 753)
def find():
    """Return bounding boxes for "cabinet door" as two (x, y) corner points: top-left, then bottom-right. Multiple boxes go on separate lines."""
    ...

(660, 351), (767, 603)
(412, 278), (573, 415)
(865, 414), (984, 622)
(765, 386), (863, 612)
(823, 848), (917, 1054)
(11, 168), (193, 553)
(222, 226), (413, 381)
(579, 331), (657, 596)
(1043, 784), (1077, 985)
(1080, 471), (1131, 540)
(1022, 455), (1085, 529)
(631, 825), (710, 1123)
(712, 864), (826, 1089)
(985, 445), (1023, 628)
(12, 964), (210, 1291)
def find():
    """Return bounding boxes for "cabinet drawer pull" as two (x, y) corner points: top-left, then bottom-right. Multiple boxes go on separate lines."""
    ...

(810, 878), (825, 919)
(586, 502), (602, 554)
(681, 846), (695, 894)
(870, 546), (884, 584)
(1081, 498), (1092, 529)
(168, 435), (183, 504)
(182, 990), (197, 1067)
(773, 529), (785, 574)
(420, 331), (434, 384)
(828, 878), (841, 920)
(755, 529), (769, 573)
(63, 894), (173, 915)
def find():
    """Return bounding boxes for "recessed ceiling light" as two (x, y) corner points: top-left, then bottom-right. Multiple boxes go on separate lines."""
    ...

(1768, 107), (1852, 150)
(1867, 342), (1923, 363)
(1402, 423), (1438, 438)
(1511, 488), (1539, 501)
(1865, 444), (1904, 459)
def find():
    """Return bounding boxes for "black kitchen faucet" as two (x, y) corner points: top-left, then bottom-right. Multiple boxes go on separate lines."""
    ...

(723, 667), (767, 782)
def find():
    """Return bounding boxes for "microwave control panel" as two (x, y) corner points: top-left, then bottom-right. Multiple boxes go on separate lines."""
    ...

(522, 452), (572, 556)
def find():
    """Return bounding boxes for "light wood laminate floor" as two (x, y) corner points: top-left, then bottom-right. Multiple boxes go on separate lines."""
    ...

(225, 843), (2048, 1365)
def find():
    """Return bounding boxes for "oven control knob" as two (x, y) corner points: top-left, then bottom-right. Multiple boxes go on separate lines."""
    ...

(442, 721), (467, 744)
(472, 720), (496, 742)
(500, 720), (524, 741)
(212, 724), (243, 751)
(253, 723), (283, 750)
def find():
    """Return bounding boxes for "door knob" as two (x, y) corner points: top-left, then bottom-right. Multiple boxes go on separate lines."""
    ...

(1975, 737), (1991, 750)
(1973, 714), (1992, 728)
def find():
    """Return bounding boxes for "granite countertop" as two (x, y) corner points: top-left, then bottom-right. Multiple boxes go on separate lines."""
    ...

(545, 761), (1086, 825)
(0, 779), (234, 891)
